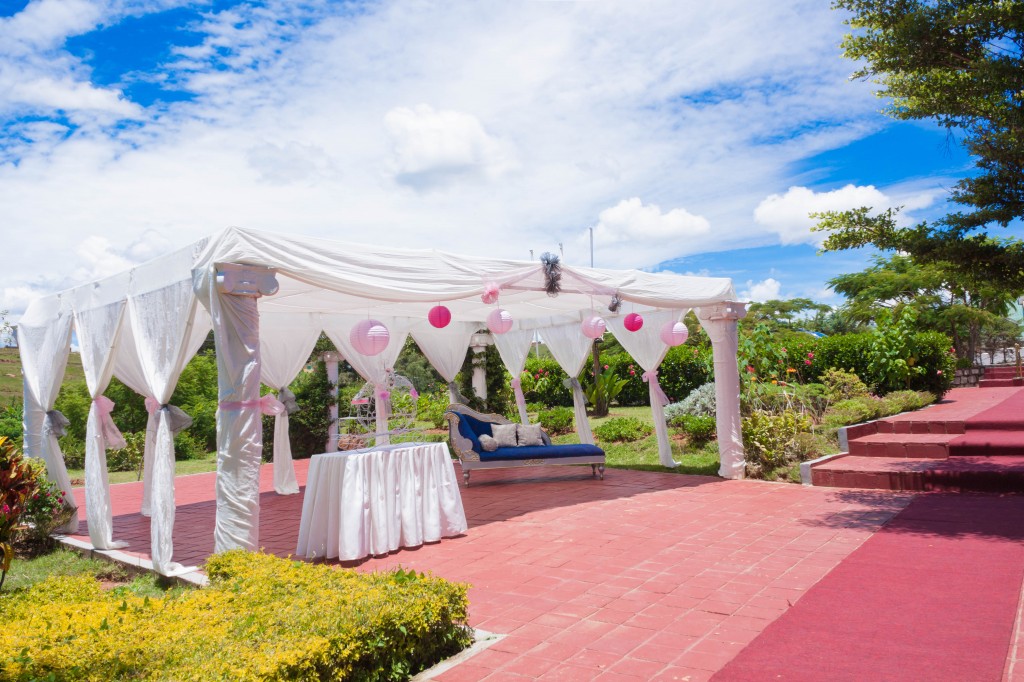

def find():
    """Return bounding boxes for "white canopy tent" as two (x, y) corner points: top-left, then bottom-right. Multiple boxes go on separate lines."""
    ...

(19, 227), (746, 575)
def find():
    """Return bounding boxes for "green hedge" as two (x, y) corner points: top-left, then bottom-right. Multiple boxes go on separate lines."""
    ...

(812, 331), (954, 396)
(0, 550), (472, 681)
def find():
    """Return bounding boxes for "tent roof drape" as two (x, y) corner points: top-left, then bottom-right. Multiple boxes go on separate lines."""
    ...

(24, 227), (737, 327)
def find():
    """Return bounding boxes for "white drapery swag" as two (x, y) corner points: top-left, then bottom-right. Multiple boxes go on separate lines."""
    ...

(410, 322), (477, 405)
(493, 329), (536, 423)
(18, 295), (78, 533)
(114, 282), (208, 575)
(73, 294), (129, 551)
(608, 309), (685, 468)
(541, 323), (595, 444)
(259, 313), (322, 495)
(325, 316), (411, 447)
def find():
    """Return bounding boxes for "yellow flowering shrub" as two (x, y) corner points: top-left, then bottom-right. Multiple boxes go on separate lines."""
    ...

(0, 551), (472, 681)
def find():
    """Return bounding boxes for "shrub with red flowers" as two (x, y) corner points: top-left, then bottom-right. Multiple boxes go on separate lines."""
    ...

(20, 460), (74, 546)
(0, 436), (38, 588)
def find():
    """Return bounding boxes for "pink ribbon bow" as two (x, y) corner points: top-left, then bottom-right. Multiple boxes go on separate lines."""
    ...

(510, 378), (522, 390)
(642, 370), (670, 407)
(219, 394), (286, 415)
(145, 396), (162, 414)
(94, 395), (126, 449)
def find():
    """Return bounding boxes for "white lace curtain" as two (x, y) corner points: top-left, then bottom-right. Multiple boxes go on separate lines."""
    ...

(17, 294), (78, 533)
(259, 313), (322, 495)
(410, 322), (477, 405)
(608, 309), (686, 468)
(541, 323), (596, 444)
(493, 329), (536, 423)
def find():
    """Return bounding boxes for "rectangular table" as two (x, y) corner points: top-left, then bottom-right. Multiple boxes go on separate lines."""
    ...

(295, 441), (468, 561)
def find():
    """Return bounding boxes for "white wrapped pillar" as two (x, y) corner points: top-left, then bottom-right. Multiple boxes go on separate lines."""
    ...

(322, 351), (341, 453)
(211, 264), (279, 554)
(698, 302), (747, 479)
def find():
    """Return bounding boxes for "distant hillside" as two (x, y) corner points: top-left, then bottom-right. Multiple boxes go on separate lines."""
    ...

(0, 347), (85, 403)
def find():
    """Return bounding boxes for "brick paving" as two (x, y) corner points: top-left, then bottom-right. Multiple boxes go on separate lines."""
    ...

(70, 461), (918, 680)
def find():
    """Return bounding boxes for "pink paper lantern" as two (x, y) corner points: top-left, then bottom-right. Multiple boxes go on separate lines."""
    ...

(624, 312), (644, 332)
(660, 321), (688, 346)
(487, 308), (513, 334)
(582, 315), (606, 339)
(428, 305), (452, 328)
(350, 319), (390, 356)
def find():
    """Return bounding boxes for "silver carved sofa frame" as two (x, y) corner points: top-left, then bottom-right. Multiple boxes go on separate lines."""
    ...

(444, 403), (606, 485)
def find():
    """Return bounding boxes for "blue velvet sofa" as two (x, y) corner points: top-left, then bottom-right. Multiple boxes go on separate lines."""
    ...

(444, 403), (605, 485)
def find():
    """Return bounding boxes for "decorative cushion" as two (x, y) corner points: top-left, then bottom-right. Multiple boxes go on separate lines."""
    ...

(478, 434), (499, 452)
(517, 424), (545, 447)
(479, 443), (605, 461)
(456, 416), (483, 453)
(492, 423), (519, 448)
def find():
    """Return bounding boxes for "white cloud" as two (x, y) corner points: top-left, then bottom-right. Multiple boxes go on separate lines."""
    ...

(0, 0), (958, 315)
(740, 277), (783, 303)
(384, 105), (514, 189)
(753, 184), (892, 246)
(585, 198), (711, 268)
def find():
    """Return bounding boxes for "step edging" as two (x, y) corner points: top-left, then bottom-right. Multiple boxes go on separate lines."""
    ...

(801, 452), (849, 486)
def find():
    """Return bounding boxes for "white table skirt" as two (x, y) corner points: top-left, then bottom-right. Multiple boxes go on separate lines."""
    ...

(295, 441), (468, 561)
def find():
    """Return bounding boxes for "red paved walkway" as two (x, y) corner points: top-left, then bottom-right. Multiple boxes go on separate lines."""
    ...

(70, 461), (922, 680)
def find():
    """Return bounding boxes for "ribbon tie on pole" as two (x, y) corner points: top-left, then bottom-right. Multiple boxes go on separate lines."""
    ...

(218, 394), (286, 416)
(94, 395), (126, 449)
(145, 398), (194, 434)
(510, 377), (522, 390)
(642, 370), (670, 407)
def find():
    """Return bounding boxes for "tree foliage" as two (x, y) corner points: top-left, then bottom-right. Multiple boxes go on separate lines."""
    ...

(835, 0), (1024, 233)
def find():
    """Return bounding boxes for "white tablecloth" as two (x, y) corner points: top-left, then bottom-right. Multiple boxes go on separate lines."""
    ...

(295, 441), (468, 561)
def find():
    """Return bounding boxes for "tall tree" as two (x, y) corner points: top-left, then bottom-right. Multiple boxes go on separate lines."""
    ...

(834, 0), (1024, 234)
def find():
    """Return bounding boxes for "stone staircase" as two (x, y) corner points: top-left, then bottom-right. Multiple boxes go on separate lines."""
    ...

(809, 385), (1024, 492)
(978, 364), (1023, 388)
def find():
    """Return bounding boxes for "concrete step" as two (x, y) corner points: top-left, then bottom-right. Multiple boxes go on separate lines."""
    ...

(978, 378), (1024, 388)
(848, 432), (956, 459)
(810, 455), (1024, 492)
(982, 366), (1021, 378)
(949, 430), (1024, 457)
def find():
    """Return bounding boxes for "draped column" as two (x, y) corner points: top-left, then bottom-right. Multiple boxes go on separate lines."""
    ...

(210, 265), (279, 553)
(18, 294), (78, 533)
(698, 302), (747, 479)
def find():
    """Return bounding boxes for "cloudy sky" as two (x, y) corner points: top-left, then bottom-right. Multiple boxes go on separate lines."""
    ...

(0, 0), (989, 317)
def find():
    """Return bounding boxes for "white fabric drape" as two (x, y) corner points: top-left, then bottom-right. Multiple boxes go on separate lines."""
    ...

(73, 297), (129, 550)
(115, 306), (210, 518)
(608, 310), (685, 468)
(211, 280), (267, 554)
(541, 324), (595, 444)
(119, 282), (204, 574)
(259, 313), (321, 495)
(411, 321), (476, 404)
(18, 295), (78, 533)
(493, 329), (535, 423)
(325, 316), (410, 446)
(698, 307), (746, 479)
(295, 442), (467, 561)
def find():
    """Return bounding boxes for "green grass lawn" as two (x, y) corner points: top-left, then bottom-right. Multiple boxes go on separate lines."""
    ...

(66, 453), (220, 487)
(3, 547), (189, 598)
(0, 347), (85, 403)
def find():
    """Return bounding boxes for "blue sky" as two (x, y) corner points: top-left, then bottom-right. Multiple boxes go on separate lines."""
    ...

(0, 0), (1011, 316)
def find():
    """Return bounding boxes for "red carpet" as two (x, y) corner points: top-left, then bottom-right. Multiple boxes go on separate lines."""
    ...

(713, 493), (1024, 681)
(949, 390), (1024, 457)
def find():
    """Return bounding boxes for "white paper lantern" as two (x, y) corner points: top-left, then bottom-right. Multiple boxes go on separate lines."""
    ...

(487, 308), (513, 334)
(660, 320), (688, 346)
(350, 319), (390, 356)
(582, 315), (606, 339)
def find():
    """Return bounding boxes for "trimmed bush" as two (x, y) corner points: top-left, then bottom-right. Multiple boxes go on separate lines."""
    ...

(594, 417), (652, 442)
(673, 415), (716, 445)
(0, 550), (472, 681)
(666, 382), (716, 419)
(821, 368), (870, 402)
(538, 407), (574, 435)
(813, 331), (955, 397)
(741, 410), (813, 474)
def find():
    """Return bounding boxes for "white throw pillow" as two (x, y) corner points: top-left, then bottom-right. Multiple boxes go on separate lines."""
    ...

(517, 424), (545, 447)
(478, 434), (499, 452)
(491, 423), (519, 448)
